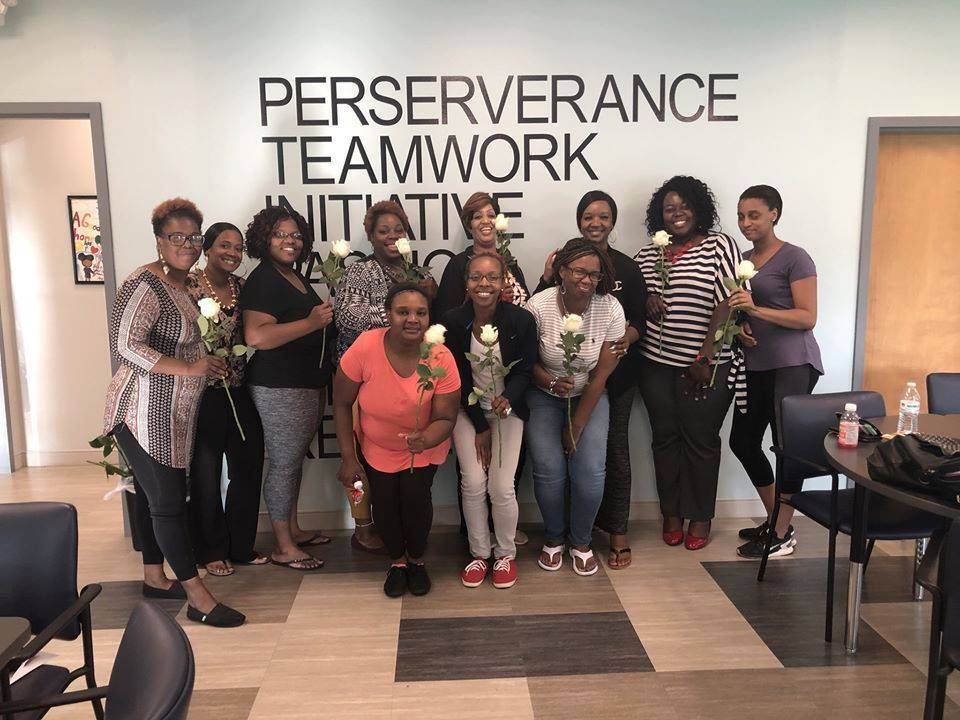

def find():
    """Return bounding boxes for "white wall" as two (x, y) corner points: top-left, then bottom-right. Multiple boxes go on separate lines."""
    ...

(1, 1), (958, 518)
(0, 119), (112, 466)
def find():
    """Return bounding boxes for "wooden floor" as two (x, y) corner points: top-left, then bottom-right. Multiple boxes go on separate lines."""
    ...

(2, 464), (958, 719)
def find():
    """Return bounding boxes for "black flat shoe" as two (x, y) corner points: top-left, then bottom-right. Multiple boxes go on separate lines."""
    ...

(186, 603), (245, 628)
(406, 563), (431, 596)
(384, 565), (407, 598)
(142, 581), (187, 600)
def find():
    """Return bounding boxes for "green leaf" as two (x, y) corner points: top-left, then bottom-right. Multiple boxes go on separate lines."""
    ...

(197, 315), (209, 335)
(432, 367), (448, 379)
(465, 352), (482, 363)
(103, 445), (111, 457)
(416, 364), (432, 380)
(714, 329), (724, 342)
(468, 393), (478, 405)
(232, 345), (248, 356)
(89, 436), (104, 448)
(214, 348), (229, 358)
(722, 276), (738, 291)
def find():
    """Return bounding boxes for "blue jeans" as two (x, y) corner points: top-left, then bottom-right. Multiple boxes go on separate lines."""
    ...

(525, 388), (610, 548)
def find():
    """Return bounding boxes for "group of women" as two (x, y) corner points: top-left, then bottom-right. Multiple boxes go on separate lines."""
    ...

(102, 174), (821, 624)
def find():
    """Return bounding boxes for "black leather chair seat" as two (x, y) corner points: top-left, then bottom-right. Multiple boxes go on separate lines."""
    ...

(791, 488), (944, 539)
(8, 664), (71, 720)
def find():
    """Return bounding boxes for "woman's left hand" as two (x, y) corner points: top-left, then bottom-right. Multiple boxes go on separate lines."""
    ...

(491, 395), (512, 419)
(739, 321), (759, 348)
(727, 288), (756, 314)
(419, 276), (439, 301)
(403, 430), (428, 454)
(562, 423), (583, 456)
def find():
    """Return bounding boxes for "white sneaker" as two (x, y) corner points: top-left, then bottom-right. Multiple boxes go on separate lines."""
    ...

(515, 529), (529, 546)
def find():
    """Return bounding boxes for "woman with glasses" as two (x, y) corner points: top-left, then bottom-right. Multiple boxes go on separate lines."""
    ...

(185, 222), (268, 577)
(526, 239), (623, 576)
(442, 254), (536, 589)
(104, 197), (244, 627)
(242, 206), (334, 571)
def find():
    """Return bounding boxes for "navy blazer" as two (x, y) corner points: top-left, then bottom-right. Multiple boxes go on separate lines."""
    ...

(441, 301), (537, 434)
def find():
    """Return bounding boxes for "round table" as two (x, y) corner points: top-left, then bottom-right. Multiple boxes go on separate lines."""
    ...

(824, 414), (960, 720)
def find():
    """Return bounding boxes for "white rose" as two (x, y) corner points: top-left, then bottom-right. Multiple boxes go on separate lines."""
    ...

(423, 323), (447, 345)
(494, 214), (509, 232)
(331, 238), (351, 259)
(479, 324), (499, 345)
(651, 230), (672, 248)
(736, 260), (758, 281)
(394, 237), (413, 261)
(198, 297), (221, 319)
(562, 313), (583, 334)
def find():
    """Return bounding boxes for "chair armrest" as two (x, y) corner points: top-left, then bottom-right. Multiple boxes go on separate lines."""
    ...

(8, 584), (101, 666)
(0, 686), (108, 714)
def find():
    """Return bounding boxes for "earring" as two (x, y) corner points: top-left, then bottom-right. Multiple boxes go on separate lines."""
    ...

(158, 249), (170, 275)
(559, 284), (567, 295)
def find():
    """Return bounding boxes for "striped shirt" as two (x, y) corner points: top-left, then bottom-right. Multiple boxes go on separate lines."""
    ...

(526, 287), (626, 397)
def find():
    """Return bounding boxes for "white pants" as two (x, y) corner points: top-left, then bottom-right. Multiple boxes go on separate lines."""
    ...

(453, 408), (523, 559)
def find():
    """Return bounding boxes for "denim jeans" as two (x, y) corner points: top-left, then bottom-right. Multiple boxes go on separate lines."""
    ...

(525, 388), (610, 548)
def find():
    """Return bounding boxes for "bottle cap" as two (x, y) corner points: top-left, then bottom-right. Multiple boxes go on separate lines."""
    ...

(844, 403), (857, 412)
(907, 382), (917, 387)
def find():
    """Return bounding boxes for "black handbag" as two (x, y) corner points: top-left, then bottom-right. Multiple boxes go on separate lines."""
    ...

(867, 433), (960, 503)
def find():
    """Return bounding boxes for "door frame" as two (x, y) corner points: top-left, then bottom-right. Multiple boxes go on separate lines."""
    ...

(852, 116), (960, 389)
(0, 102), (116, 473)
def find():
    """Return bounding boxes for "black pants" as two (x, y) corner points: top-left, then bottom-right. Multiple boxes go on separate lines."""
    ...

(596, 384), (637, 535)
(729, 364), (820, 494)
(365, 462), (438, 561)
(637, 359), (734, 522)
(188, 385), (265, 564)
(113, 423), (197, 581)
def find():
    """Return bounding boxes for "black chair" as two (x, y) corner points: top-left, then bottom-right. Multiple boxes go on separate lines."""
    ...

(0, 602), (195, 720)
(0, 502), (103, 720)
(927, 373), (960, 415)
(757, 391), (944, 642)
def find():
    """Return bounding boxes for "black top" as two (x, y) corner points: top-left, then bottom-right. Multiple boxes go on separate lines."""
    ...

(441, 301), (538, 433)
(434, 248), (531, 321)
(533, 246), (647, 393)
(241, 261), (331, 388)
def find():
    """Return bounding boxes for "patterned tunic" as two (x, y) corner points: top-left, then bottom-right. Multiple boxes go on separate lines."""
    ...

(333, 256), (397, 364)
(185, 271), (246, 388)
(103, 267), (206, 468)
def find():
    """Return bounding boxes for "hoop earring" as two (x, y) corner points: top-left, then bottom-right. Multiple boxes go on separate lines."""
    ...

(559, 284), (566, 295)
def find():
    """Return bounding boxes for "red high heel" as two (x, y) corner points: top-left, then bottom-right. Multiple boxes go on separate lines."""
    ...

(662, 529), (685, 546)
(684, 522), (711, 551)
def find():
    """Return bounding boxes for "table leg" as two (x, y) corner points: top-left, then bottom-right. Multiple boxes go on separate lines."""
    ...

(845, 483), (870, 654)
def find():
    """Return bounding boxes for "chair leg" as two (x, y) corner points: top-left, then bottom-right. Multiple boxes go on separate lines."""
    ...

(862, 538), (876, 572)
(825, 526), (837, 643)
(80, 607), (105, 720)
(758, 497), (781, 582)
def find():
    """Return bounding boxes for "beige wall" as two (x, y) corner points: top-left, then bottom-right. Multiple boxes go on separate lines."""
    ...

(0, 119), (112, 466)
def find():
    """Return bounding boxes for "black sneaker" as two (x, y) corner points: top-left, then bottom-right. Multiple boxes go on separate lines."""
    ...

(406, 563), (431, 596)
(737, 530), (795, 559)
(738, 520), (769, 541)
(384, 565), (407, 598)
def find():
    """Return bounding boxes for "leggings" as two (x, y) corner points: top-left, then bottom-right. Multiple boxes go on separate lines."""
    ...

(248, 385), (321, 523)
(729, 364), (820, 494)
(595, 384), (637, 535)
(364, 460), (438, 561)
(114, 423), (197, 581)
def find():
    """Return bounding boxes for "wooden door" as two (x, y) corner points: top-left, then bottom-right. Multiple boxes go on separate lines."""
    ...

(863, 132), (960, 412)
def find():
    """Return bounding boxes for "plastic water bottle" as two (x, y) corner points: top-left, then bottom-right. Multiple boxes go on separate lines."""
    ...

(838, 403), (860, 448)
(897, 382), (921, 434)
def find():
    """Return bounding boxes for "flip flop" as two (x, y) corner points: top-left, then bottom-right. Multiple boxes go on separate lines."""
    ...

(271, 556), (325, 571)
(232, 552), (270, 566)
(607, 547), (632, 570)
(204, 562), (235, 577)
(296, 531), (333, 547)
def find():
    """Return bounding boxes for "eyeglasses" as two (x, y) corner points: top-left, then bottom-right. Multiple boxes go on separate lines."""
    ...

(272, 231), (303, 241)
(163, 232), (205, 248)
(467, 273), (503, 283)
(566, 267), (603, 283)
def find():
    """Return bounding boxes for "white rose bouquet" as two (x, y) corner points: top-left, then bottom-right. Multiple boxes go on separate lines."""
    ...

(650, 230), (672, 355)
(394, 237), (432, 283)
(311, 238), (351, 366)
(466, 323), (520, 467)
(557, 313), (585, 452)
(493, 214), (518, 271)
(410, 324), (449, 471)
(709, 259), (758, 387)
(197, 298), (251, 440)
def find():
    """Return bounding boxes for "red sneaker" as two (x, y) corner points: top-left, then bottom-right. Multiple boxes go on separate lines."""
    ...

(461, 558), (489, 588)
(492, 557), (517, 589)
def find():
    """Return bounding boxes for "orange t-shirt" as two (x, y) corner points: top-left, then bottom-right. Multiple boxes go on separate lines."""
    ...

(339, 328), (461, 473)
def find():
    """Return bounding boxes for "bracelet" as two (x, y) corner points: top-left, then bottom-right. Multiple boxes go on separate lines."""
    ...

(694, 353), (711, 367)
(548, 376), (559, 391)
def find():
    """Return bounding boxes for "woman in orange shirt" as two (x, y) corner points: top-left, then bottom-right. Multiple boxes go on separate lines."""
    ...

(333, 283), (460, 598)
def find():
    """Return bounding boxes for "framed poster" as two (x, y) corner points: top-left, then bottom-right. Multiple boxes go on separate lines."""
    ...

(68, 195), (104, 284)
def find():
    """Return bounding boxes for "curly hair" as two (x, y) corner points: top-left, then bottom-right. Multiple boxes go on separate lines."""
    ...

(151, 197), (203, 237)
(644, 176), (719, 236)
(739, 184), (783, 225)
(551, 237), (617, 295)
(459, 192), (500, 236)
(245, 206), (313, 263)
(363, 200), (414, 239)
(384, 281), (430, 311)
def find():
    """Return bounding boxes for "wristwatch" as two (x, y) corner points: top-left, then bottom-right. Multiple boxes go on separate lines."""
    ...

(548, 376), (559, 391)
(694, 353), (711, 367)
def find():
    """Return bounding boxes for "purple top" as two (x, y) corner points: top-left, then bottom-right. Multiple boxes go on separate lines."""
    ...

(742, 242), (823, 374)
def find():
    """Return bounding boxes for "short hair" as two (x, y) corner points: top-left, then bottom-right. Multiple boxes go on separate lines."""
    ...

(363, 200), (414, 239)
(739, 185), (783, 225)
(460, 192), (500, 236)
(576, 190), (618, 228)
(551, 237), (617, 295)
(245, 206), (313, 263)
(384, 281), (430, 311)
(645, 176), (719, 236)
(464, 252), (508, 280)
(203, 222), (244, 252)
(151, 197), (203, 237)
